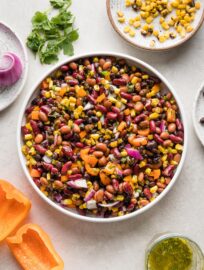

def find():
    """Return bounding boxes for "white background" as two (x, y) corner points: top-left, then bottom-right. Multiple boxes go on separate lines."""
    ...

(0, 1), (204, 269)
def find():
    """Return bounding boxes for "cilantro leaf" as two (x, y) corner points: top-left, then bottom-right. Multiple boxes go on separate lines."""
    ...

(50, 0), (72, 9)
(27, 31), (45, 52)
(26, 0), (78, 64)
(61, 40), (74, 56)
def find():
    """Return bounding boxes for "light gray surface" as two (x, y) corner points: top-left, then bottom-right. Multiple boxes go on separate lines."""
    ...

(0, 1), (204, 270)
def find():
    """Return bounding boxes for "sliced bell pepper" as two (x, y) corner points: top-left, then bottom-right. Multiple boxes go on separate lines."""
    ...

(7, 223), (64, 270)
(0, 179), (31, 242)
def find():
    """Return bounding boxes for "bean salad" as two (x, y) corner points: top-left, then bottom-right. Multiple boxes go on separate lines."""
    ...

(21, 56), (184, 218)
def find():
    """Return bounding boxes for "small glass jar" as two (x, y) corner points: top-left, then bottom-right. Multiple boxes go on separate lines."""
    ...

(145, 233), (204, 270)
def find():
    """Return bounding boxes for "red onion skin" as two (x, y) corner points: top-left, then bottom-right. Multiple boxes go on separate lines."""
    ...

(0, 52), (23, 87)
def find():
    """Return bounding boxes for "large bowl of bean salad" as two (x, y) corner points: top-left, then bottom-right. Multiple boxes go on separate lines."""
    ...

(17, 52), (187, 222)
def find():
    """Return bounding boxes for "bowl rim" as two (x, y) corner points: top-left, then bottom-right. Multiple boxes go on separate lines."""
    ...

(106, 0), (204, 52)
(17, 51), (188, 223)
(192, 81), (204, 146)
(0, 21), (28, 111)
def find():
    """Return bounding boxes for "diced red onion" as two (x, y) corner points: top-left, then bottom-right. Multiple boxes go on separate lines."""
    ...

(84, 190), (96, 202)
(84, 102), (94, 111)
(98, 201), (120, 208)
(67, 179), (88, 189)
(86, 199), (97, 209)
(0, 52), (23, 87)
(42, 155), (52, 164)
(125, 147), (143, 160)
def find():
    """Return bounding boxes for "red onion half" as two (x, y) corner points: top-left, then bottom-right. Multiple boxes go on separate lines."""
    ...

(0, 52), (23, 87)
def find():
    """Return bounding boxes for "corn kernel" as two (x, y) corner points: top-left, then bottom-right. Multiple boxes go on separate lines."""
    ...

(150, 186), (158, 194)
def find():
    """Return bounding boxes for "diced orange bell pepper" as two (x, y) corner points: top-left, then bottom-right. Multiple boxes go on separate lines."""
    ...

(80, 148), (90, 161)
(118, 121), (126, 132)
(96, 93), (105, 103)
(31, 111), (39, 120)
(41, 81), (49, 89)
(99, 172), (111, 186)
(0, 179), (31, 242)
(85, 163), (99, 176)
(7, 223), (64, 270)
(75, 87), (87, 97)
(30, 169), (42, 178)
(79, 130), (87, 139)
(58, 87), (67, 97)
(150, 169), (161, 180)
(137, 129), (150, 136)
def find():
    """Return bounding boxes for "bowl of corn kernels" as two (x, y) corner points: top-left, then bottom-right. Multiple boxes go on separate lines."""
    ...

(18, 52), (187, 222)
(106, 0), (204, 51)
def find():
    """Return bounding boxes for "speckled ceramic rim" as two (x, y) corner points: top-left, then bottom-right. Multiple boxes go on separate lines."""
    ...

(17, 52), (188, 223)
(106, 0), (204, 52)
(0, 21), (28, 111)
(145, 233), (204, 269)
(192, 81), (204, 146)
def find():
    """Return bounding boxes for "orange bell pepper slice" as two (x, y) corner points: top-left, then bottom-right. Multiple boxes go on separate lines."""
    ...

(80, 148), (90, 160)
(7, 223), (64, 270)
(137, 129), (150, 136)
(99, 172), (111, 186)
(0, 179), (31, 243)
(85, 163), (99, 176)
(150, 169), (161, 180)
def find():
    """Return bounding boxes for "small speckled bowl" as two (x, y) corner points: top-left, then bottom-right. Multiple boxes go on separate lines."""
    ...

(106, 0), (204, 51)
(17, 52), (188, 223)
(0, 22), (28, 111)
(193, 82), (204, 146)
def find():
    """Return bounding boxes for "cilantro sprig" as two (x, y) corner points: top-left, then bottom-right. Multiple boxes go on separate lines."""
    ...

(26, 0), (78, 64)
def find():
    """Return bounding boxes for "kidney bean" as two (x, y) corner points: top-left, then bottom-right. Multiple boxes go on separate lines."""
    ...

(163, 140), (172, 147)
(42, 162), (53, 171)
(95, 105), (107, 113)
(107, 112), (118, 120)
(95, 189), (104, 202)
(154, 134), (164, 144)
(134, 113), (147, 123)
(93, 181), (99, 191)
(86, 78), (96, 86)
(134, 101), (144, 112)
(73, 124), (80, 133)
(106, 185), (115, 194)
(112, 179), (119, 192)
(74, 119), (84, 125)
(169, 134), (183, 144)
(144, 188), (152, 199)
(163, 165), (175, 177)
(174, 154), (181, 163)
(168, 123), (176, 133)
(51, 167), (59, 175)
(113, 78), (127, 86)
(103, 61), (112, 70)
(40, 105), (51, 115)
(61, 161), (72, 175)
(160, 131), (169, 140)
(122, 182), (133, 195)
(21, 126), (30, 135)
(60, 125), (71, 134)
(103, 99), (112, 108)
(87, 94), (96, 104)
(149, 120), (156, 132)
(111, 106), (120, 114)
(35, 134), (44, 144)
(68, 174), (82, 180)
(123, 169), (133, 176)
(34, 145), (47, 154)
(60, 65), (69, 72)
(40, 177), (48, 186)
(69, 62), (78, 70)
(54, 180), (63, 189)
(98, 156), (108, 166)
(120, 92), (133, 100)
(176, 119), (183, 131)
(139, 120), (149, 129)
(30, 120), (40, 135)
(75, 142), (84, 148)
(39, 111), (48, 122)
(67, 79), (79, 86)
(62, 146), (73, 157)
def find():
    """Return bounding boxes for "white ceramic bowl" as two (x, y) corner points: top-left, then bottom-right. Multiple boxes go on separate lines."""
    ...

(193, 81), (204, 146)
(17, 52), (187, 223)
